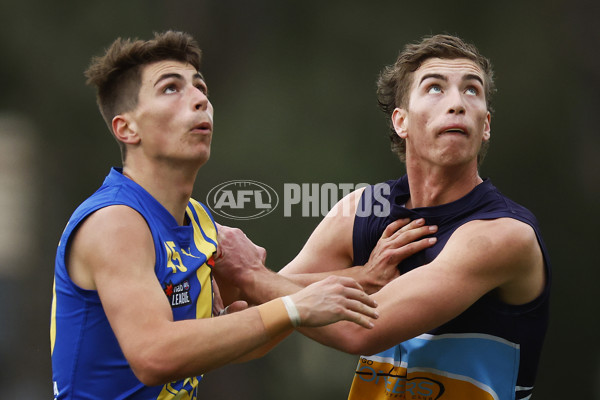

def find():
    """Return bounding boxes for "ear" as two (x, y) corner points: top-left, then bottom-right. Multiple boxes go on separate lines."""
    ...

(392, 108), (408, 139)
(482, 111), (491, 141)
(112, 114), (140, 145)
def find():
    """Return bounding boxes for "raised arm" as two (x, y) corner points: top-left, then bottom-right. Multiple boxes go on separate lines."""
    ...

(67, 205), (379, 386)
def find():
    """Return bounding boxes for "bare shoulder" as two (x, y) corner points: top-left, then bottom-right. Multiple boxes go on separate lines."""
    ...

(281, 187), (366, 274)
(68, 205), (154, 290)
(452, 217), (538, 253)
(440, 217), (545, 304)
(318, 186), (366, 232)
(74, 205), (152, 248)
(453, 218), (537, 246)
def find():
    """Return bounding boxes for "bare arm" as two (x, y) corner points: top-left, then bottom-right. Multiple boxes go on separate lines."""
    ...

(67, 206), (379, 386)
(297, 218), (546, 355)
(281, 215), (437, 294)
(214, 189), (437, 303)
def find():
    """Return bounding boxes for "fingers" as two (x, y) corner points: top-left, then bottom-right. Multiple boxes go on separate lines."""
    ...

(292, 276), (380, 328)
(325, 279), (379, 321)
(381, 218), (411, 239)
(347, 312), (376, 329)
(335, 288), (379, 329)
(382, 218), (437, 242)
(368, 219), (437, 272)
(385, 237), (437, 265)
(338, 280), (378, 309)
(212, 277), (225, 315)
(388, 219), (437, 245)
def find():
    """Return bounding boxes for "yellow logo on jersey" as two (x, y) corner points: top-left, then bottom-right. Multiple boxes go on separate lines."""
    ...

(157, 376), (199, 399)
(165, 241), (187, 273)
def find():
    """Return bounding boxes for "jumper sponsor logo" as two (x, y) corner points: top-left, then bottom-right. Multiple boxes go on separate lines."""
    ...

(355, 358), (444, 399)
(206, 180), (278, 220)
(164, 280), (192, 308)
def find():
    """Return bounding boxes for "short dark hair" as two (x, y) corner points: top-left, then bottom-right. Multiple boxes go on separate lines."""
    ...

(85, 31), (203, 159)
(376, 34), (495, 165)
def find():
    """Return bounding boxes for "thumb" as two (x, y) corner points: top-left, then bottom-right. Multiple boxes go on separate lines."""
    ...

(220, 300), (249, 315)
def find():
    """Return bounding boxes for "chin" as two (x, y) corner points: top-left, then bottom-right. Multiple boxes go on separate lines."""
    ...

(196, 150), (211, 167)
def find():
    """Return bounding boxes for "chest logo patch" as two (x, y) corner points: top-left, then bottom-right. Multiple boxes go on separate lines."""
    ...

(164, 280), (192, 308)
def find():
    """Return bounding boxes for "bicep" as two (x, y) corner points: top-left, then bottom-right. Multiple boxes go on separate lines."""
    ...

(280, 188), (364, 275)
(363, 218), (538, 351)
(71, 206), (173, 354)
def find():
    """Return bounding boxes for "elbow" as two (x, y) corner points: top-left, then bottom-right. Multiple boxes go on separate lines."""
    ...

(133, 369), (165, 388)
(341, 341), (389, 357)
(341, 338), (377, 356)
(322, 329), (375, 356)
(129, 354), (170, 387)
(334, 325), (396, 356)
(128, 348), (195, 387)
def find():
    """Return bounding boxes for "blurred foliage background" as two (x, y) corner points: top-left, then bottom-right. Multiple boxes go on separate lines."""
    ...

(0, 0), (598, 398)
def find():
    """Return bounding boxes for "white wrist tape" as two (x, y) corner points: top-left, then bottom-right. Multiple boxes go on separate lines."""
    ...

(281, 296), (301, 327)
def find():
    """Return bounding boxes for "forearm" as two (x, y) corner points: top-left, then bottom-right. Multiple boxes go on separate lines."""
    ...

(232, 330), (293, 363)
(127, 300), (292, 385)
(297, 320), (369, 355)
(283, 265), (386, 295)
(235, 266), (304, 305)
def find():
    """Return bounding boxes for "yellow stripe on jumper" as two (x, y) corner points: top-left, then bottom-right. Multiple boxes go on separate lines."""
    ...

(50, 279), (57, 354)
(187, 200), (217, 319)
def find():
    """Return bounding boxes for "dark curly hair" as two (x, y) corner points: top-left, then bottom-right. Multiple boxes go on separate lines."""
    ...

(376, 34), (495, 165)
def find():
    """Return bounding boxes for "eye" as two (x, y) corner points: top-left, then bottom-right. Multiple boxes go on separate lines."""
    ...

(428, 85), (442, 94)
(195, 84), (208, 96)
(163, 84), (178, 94)
(465, 86), (478, 96)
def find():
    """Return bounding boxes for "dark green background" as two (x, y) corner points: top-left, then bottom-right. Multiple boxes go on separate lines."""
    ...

(1, 0), (598, 398)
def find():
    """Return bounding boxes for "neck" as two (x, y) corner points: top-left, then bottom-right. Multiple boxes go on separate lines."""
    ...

(404, 160), (482, 209)
(122, 161), (199, 225)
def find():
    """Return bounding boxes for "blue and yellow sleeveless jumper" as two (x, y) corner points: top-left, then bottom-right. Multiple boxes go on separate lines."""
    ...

(51, 168), (217, 399)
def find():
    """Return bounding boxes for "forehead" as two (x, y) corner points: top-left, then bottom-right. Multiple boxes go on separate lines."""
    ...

(140, 60), (203, 87)
(412, 58), (484, 85)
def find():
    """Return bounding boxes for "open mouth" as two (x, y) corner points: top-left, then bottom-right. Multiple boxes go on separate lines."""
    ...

(441, 127), (467, 135)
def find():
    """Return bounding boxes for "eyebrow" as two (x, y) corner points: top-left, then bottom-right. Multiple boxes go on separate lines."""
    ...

(419, 73), (484, 86)
(153, 72), (205, 87)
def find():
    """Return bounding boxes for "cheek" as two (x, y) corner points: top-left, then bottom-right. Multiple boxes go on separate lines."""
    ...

(145, 108), (175, 130)
(138, 112), (173, 144)
(476, 113), (490, 132)
(408, 112), (431, 136)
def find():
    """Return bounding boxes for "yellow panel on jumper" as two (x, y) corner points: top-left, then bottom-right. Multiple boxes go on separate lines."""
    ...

(349, 357), (497, 400)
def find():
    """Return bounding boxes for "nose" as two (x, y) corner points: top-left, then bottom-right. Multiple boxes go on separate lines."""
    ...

(192, 87), (209, 111)
(447, 88), (466, 115)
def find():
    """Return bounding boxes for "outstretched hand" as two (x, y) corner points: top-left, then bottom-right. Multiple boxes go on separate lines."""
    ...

(290, 275), (379, 329)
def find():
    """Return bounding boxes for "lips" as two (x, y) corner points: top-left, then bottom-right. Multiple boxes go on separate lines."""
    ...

(439, 125), (468, 135)
(191, 121), (212, 134)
